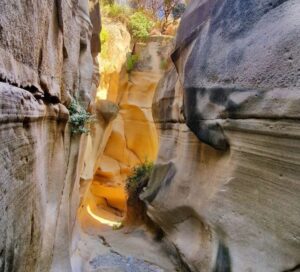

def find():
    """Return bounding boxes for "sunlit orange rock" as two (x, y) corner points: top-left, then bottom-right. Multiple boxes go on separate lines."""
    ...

(94, 36), (174, 213)
(80, 21), (174, 229)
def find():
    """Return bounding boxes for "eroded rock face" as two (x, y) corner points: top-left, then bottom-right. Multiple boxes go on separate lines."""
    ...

(98, 36), (173, 187)
(77, 21), (131, 228)
(0, 1), (100, 271)
(142, 1), (300, 271)
(80, 34), (174, 223)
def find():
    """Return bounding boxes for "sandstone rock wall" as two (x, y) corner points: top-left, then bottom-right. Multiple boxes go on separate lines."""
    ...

(142, 1), (300, 271)
(77, 20), (131, 226)
(79, 20), (130, 198)
(77, 27), (174, 232)
(0, 1), (100, 271)
(94, 36), (173, 210)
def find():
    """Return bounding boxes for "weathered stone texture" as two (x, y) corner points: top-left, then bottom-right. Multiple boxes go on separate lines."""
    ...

(78, 31), (174, 230)
(0, 0), (100, 271)
(142, 0), (300, 271)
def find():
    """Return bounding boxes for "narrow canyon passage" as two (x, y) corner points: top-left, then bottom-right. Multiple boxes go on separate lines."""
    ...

(71, 13), (180, 271)
(1, 1), (300, 272)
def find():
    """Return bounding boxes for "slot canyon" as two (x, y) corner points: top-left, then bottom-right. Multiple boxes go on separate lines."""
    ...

(0, 0), (299, 272)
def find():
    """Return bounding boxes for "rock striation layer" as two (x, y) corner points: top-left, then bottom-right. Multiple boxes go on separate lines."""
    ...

(142, 1), (300, 271)
(0, 1), (100, 271)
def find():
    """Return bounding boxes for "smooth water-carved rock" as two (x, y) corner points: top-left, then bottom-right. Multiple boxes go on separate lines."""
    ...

(0, 1), (100, 271)
(79, 33), (174, 227)
(98, 36), (173, 187)
(142, 0), (300, 271)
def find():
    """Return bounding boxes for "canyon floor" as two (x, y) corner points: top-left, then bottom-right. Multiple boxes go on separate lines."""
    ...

(71, 204), (179, 272)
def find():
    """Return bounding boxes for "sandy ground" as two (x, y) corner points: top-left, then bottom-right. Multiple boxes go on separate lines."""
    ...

(71, 205), (180, 272)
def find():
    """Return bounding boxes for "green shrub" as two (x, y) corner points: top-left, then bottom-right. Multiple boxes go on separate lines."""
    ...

(68, 99), (91, 134)
(128, 12), (154, 41)
(112, 222), (124, 230)
(100, 27), (110, 59)
(100, 26), (110, 59)
(103, 4), (132, 22)
(126, 161), (154, 196)
(102, 0), (114, 5)
(104, 4), (123, 17)
(100, 26), (109, 44)
(126, 52), (139, 72)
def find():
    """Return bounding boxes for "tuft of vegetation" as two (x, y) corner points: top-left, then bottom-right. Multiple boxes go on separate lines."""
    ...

(68, 99), (91, 134)
(126, 161), (154, 196)
(101, 1), (184, 36)
(102, 0), (114, 5)
(128, 12), (154, 41)
(100, 26), (109, 45)
(126, 52), (139, 72)
(112, 222), (124, 230)
(125, 160), (154, 225)
(102, 3), (132, 22)
(100, 26), (110, 59)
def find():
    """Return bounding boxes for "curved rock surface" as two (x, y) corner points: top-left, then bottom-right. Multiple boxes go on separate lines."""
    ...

(99, 36), (173, 186)
(80, 34), (174, 225)
(0, 1), (100, 271)
(142, 1), (300, 271)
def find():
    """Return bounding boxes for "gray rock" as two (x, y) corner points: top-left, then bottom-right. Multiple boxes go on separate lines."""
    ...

(0, 0), (101, 271)
(143, 0), (300, 271)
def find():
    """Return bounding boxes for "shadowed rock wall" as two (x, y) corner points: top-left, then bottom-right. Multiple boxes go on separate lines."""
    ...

(0, 1), (100, 271)
(142, 0), (300, 271)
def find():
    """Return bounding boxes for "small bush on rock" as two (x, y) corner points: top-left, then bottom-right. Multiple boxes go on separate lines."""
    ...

(68, 99), (91, 134)
(100, 26), (109, 45)
(125, 161), (154, 225)
(126, 52), (139, 72)
(128, 12), (154, 41)
(100, 26), (110, 61)
(126, 161), (154, 196)
(103, 4), (132, 22)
